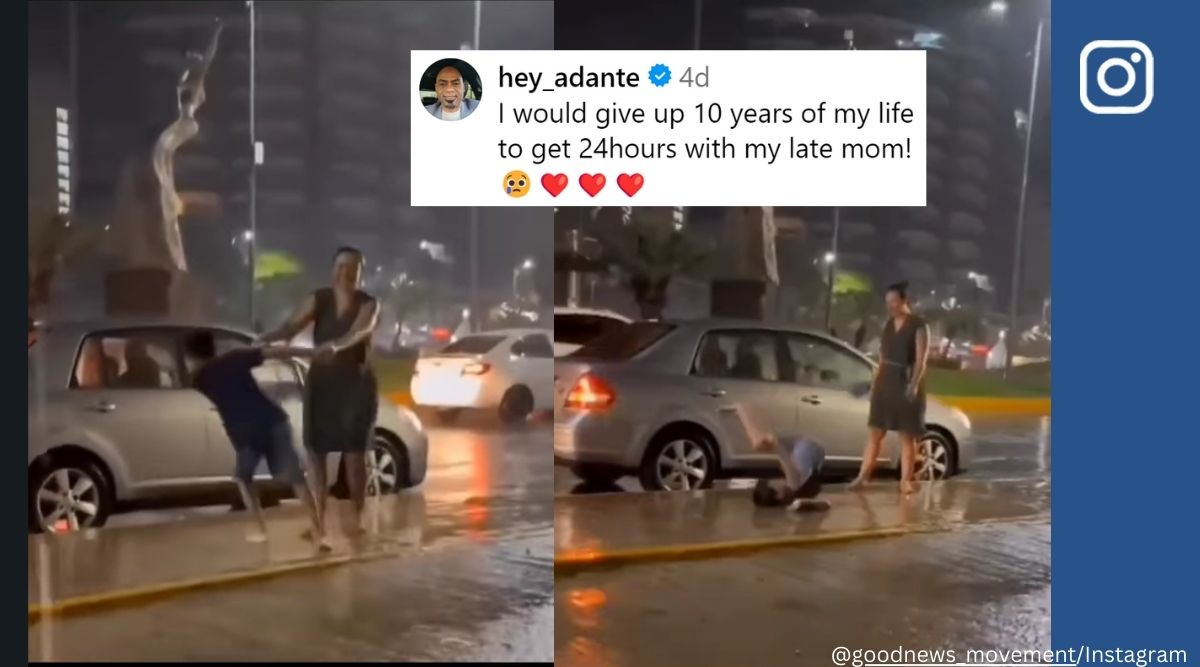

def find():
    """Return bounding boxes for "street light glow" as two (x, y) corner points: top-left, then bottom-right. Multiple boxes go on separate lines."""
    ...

(242, 230), (254, 241)
(989, 0), (1008, 15)
(522, 258), (535, 270)
(824, 252), (836, 264)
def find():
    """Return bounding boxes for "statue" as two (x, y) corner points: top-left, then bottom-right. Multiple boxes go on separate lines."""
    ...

(154, 18), (222, 271)
(104, 19), (223, 318)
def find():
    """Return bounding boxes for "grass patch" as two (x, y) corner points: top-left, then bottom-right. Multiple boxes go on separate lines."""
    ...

(928, 362), (1050, 398)
(371, 356), (416, 395)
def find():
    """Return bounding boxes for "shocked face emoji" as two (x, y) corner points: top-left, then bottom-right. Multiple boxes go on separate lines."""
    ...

(504, 170), (530, 198)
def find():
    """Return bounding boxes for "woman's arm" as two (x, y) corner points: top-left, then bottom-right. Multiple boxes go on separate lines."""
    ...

(258, 294), (317, 344)
(320, 298), (381, 355)
(909, 323), (931, 397)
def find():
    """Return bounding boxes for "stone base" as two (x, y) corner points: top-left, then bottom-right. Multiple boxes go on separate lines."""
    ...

(710, 280), (766, 320)
(105, 268), (212, 320)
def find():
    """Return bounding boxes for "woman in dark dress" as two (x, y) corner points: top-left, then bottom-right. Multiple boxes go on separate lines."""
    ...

(849, 281), (930, 495)
(260, 247), (380, 533)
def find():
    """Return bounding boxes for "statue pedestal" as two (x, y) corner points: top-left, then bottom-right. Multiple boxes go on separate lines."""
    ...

(710, 280), (766, 320)
(105, 268), (211, 320)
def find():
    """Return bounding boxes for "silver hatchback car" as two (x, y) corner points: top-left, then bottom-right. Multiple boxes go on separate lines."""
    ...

(554, 320), (972, 491)
(28, 319), (428, 533)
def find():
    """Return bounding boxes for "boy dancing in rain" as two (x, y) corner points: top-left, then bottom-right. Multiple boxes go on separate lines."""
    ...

(731, 405), (831, 511)
(185, 331), (329, 550)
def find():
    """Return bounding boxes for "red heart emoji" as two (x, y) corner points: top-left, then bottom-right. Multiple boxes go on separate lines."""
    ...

(578, 173), (606, 197)
(617, 173), (644, 197)
(541, 173), (568, 197)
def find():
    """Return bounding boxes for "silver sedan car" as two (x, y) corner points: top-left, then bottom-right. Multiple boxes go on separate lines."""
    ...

(27, 319), (428, 533)
(554, 320), (972, 491)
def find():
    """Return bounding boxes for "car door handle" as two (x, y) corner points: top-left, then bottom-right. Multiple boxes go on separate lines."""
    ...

(91, 400), (117, 413)
(700, 388), (727, 398)
(801, 395), (822, 405)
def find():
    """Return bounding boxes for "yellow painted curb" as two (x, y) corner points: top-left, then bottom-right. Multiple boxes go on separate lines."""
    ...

(934, 395), (1050, 416)
(29, 549), (394, 625)
(554, 516), (1047, 573)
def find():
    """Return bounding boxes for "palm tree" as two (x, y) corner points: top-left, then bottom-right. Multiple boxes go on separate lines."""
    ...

(596, 208), (709, 320)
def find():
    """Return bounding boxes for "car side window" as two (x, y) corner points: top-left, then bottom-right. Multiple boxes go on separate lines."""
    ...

(691, 331), (779, 382)
(785, 334), (874, 391)
(511, 334), (554, 359)
(72, 331), (182, 390)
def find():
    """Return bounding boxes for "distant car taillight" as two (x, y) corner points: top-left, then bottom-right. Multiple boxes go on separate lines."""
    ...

(461, 362), (491, 376)
(565, 374), (616, 410)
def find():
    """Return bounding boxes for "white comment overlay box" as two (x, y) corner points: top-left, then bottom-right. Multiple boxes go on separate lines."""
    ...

(410, 50), (926, 207)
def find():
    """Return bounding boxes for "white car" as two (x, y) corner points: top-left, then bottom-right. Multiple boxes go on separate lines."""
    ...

(412, 328), (554, 424)
(27, 319), (428, 533)
(553, 307), (632, 357)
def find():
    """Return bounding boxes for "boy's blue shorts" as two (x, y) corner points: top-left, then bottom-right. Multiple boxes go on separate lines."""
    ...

(227, 420), (304, 487)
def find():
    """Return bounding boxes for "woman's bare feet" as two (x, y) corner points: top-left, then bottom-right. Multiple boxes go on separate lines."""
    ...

(847, 476), (869, 491)
(901, 481), (919, 496)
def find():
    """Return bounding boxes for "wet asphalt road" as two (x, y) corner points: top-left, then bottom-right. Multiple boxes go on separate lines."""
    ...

(555, 416), (1052, 494)
(29, 419), (555, 662)
(553, 416), (1052, 667)
(556, 521), (1051, 667)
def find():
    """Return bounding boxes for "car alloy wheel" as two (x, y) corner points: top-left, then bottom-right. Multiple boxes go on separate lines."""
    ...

(916, 433), (952, 480)
(654, 439), (710, 491)
(366, 437), (404, 496)
(35, 466), (104, 533)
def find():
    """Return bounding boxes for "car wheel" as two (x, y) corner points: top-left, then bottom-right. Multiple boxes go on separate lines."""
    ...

(498, 385), (534, 424)
(366, 434), (409, 496)
(435, 408), (462, 425)
(639, 431), (717, 492)
(916, 430), (956, 481)
(29, 458), (113, 534)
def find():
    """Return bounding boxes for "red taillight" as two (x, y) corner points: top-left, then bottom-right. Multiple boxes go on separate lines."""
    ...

(565, 374), (616, 410)
(461, 362), (491, 376)
(431, 328), (452, 342)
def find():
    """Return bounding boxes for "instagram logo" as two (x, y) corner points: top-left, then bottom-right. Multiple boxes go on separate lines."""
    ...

(1079, 40), (1154, 114)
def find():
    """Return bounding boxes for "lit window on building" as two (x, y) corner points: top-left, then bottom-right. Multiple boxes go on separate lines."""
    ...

(55, 107), (71, 215)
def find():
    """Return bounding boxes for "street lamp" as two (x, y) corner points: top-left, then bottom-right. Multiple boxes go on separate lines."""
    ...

(997, 7), (1046, 379)
(823, 251), (837, 333)
(246, 0), (258, 329)
(988, 0), (1009, 15)
(513, 258), (535, 299)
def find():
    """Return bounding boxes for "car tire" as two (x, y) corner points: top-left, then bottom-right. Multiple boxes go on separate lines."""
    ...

(366, 433), (409, 496)
(917, 429), (957, 481)
(498, 385), (534, 424)
(639, 428), (718, 492)
(435, 408), (462, 425)
(28, 456), (113, 534)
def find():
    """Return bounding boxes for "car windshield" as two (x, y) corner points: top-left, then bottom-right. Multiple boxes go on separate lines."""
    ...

(568, 321), (675, 360)
(441, 335), (505, 355)
(554, 313), (629, 346)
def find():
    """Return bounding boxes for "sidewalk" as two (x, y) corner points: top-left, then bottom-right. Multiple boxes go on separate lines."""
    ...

(29, 494), (439, 621)
(554, 478), (1050, 570)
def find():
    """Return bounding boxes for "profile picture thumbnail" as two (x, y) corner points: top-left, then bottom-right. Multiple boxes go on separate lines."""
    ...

(419, 58), (482, 121)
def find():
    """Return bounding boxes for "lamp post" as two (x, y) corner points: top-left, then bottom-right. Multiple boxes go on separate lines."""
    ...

(246, 0), (258, 330)
(513, 258), (534, 299)
(823, 250), (837, 333)
(467, 1), (482, 331)
(991, 0), (1045, 379)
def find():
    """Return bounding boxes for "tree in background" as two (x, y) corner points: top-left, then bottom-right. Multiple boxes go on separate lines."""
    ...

(29, 213), (95, 325)
(254, 251), (307, 331)
(596, 208), (710, 320)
